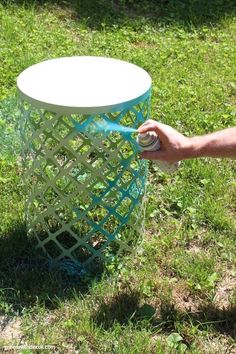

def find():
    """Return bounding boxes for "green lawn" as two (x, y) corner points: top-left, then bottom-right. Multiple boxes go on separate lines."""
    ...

(0, 1), (236, 353)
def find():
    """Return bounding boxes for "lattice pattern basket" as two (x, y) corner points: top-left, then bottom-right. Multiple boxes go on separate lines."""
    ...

(19, 96), (149, 267)
(17, 56), (152, 269)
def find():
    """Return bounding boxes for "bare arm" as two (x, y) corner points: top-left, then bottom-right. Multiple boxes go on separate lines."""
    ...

(138, 120), (236, 162)
(187, 127), (236, 159)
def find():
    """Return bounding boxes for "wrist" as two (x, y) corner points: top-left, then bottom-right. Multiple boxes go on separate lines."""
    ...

(182, 135), (212, 159)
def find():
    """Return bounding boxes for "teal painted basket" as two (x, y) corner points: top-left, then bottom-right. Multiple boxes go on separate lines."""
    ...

(17, 56), (151, 267)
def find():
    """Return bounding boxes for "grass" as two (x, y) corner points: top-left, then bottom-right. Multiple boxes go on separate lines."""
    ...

(0, 0), (236, 353)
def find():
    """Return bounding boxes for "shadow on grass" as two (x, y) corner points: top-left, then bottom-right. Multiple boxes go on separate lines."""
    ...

(92, 290), (236, 340)
(0, 222), (105, 315)
(1, 0), (236, 30)
(159, 301), (236, 339)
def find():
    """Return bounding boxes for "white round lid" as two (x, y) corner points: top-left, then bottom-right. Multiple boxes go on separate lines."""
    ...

(17, 56), (152, 114)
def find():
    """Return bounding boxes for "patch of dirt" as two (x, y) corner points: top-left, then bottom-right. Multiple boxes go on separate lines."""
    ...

(197, 335), (236, 354)
(187, 244), (202, 254)
(171, 281), (201, 313)
(132, 41), (156, 49)
(214, 270), (236, 310)
(0, 316), (23, 341)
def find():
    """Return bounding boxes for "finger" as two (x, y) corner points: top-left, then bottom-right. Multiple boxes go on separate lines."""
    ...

(138, 122), (161, 134)
(138, 119), (156, 131)
(140, 150), (167, 161)
(140, 119), (155, 126)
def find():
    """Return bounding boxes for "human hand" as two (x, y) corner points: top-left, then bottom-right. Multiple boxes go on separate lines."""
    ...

(138, 120), (191, 162)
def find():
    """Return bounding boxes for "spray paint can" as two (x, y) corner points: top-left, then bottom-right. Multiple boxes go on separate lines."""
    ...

(137, 131), (180, 173)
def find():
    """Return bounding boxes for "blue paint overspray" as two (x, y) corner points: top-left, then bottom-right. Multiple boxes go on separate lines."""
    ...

(0, 97), (22, 158)
(71, 116), (141, 154)
(71, 116), (137, 136)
